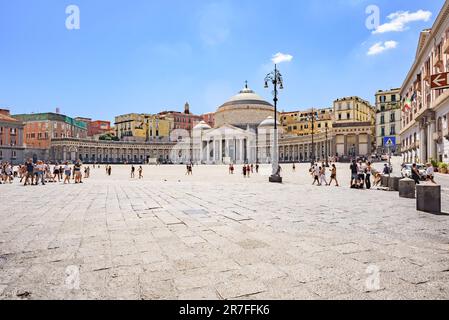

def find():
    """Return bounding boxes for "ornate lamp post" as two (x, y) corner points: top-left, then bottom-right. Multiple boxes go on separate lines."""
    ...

(325, 124), (329, 167)
(264, 64), (284, 183)
(307, 108), (319, 164)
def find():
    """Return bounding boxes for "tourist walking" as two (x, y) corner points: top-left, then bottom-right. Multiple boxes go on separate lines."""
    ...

(312, 164), (320, 186)
(131, 165), (135, 178)
(138, 166), (143, 179)
(243, 165), (247, 178)
(108, 165), (112, 176)
(246, 165), (251, 178)
(63, 162), (71, 184)
(319, 166), (328, 186)
(329, 164), (339, 187)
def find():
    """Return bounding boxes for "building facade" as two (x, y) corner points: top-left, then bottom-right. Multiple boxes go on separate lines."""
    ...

(0, 109), (25, 164)
(331, 97), (376, 159)
(281, 108), (333, 137)
(158, 103), (203, 132)
(375, 88), (402, 154)
(50, 138), (176, 164)
(75, 117), (111, 137)
(115, 113), (171, 142)
(400, 1), (449, 164)
(12, 112), (88, 149)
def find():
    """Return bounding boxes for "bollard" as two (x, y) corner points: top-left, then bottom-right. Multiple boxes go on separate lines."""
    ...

(416, 184), (441, 214)
(388, 176), (401, 191)
(381, 175), (389, 187)
(399, 178), (416, 199)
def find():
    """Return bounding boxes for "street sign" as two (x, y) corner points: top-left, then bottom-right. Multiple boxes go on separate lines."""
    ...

(383, 136), (396, 147)
(431, 72), (449, 90)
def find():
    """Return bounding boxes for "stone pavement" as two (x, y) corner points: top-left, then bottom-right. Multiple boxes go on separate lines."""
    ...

(0, 162), (448, 300)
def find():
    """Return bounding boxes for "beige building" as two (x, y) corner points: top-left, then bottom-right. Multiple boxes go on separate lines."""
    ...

(281, 108), (333, 137)
(400, 1), (449, 164)
(375, 88), (402, 154)
(115, 113), (172, 142)
(331, 97), (376, 158)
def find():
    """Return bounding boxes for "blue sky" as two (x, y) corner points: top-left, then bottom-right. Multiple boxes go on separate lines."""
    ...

(0, 0), (445, 122)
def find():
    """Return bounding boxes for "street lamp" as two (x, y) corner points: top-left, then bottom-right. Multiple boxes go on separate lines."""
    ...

(264, 64), (283, 183)
(307, 108), (319, 164)
(325, 124), (329, 167)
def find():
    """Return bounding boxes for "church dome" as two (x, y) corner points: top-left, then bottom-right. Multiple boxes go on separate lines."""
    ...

(193, 121), (212, 131)
(215, 82), (276, 129)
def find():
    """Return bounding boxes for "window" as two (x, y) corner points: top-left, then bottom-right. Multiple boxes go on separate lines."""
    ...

(390, 125), (396, 135)
(347, 113), (350, 120)
(391, 95), (396, 102)
(381, 127), (385, 137)
(338, 114), (342, 120)
(380, 115), (385, 125)
(390, 112), (395, 122)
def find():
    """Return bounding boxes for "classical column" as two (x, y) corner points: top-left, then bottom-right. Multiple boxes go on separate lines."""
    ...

(419, 126), (426, 163)
(429, 120), (436, 161)
(206, 141), (210, 163)
(240, 138), (244, 163)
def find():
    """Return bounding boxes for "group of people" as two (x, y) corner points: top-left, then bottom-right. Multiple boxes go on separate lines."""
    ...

(130, 165), (144, 179)
(309, 163), (340, 187)
(349, 160), (375, 189)
(0, 159), (90, 186)
(0, 161), (16, 184)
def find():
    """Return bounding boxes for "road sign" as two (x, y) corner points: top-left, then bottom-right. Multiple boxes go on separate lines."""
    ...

(431, 72), (449, 90)
(383, 137), (396, 147)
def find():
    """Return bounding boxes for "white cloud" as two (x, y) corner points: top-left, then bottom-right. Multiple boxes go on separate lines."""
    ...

(367, 41), (398, 56)
(373, 10), (432, 34)
(272, 53), (293, 64)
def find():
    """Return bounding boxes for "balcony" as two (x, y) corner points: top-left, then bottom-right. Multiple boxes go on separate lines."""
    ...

(444, 40), (449, 54)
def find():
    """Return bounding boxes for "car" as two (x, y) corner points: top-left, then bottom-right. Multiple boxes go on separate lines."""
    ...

(401, 164), (426, 179)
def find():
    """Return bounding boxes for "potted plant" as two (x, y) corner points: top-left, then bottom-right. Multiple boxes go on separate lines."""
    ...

(431, 159), (439, 173)
(439, 162), (448, 174)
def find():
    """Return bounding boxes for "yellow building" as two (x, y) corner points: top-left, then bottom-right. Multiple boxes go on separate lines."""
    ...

(332, 97), (376, 158)
(281, 108), (333, 136)
(115, 113), (172, 142)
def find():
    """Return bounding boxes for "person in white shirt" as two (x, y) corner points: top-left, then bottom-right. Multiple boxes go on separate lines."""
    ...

(426, 163), (436, 184)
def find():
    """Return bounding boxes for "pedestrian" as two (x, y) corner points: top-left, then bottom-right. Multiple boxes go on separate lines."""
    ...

(365, 162), (372, 189)
(63, 162), (71, 184)
(426, 163), (436, 184)
(53, 163), (60, 182)
(411, 163), (421, 185)
(329, 164), (339, 187)
(229, 164), (233, 175)
(108, 165), (112, 176)
(251, 164), (254, 173)
(138, 166), (143, 179)
(320, 166), (328, 186)
(74, 161), (82, 183)
(243, 165), (247, 178)
(246, 164), (251, 178)
(357, 160), (365, 189)
(292, 163), (296, 172)
(312, 164), (320, 186)
(131, 165), (135, 178)
(255, 163), (259, 173)
(349, 160), (358, 188)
